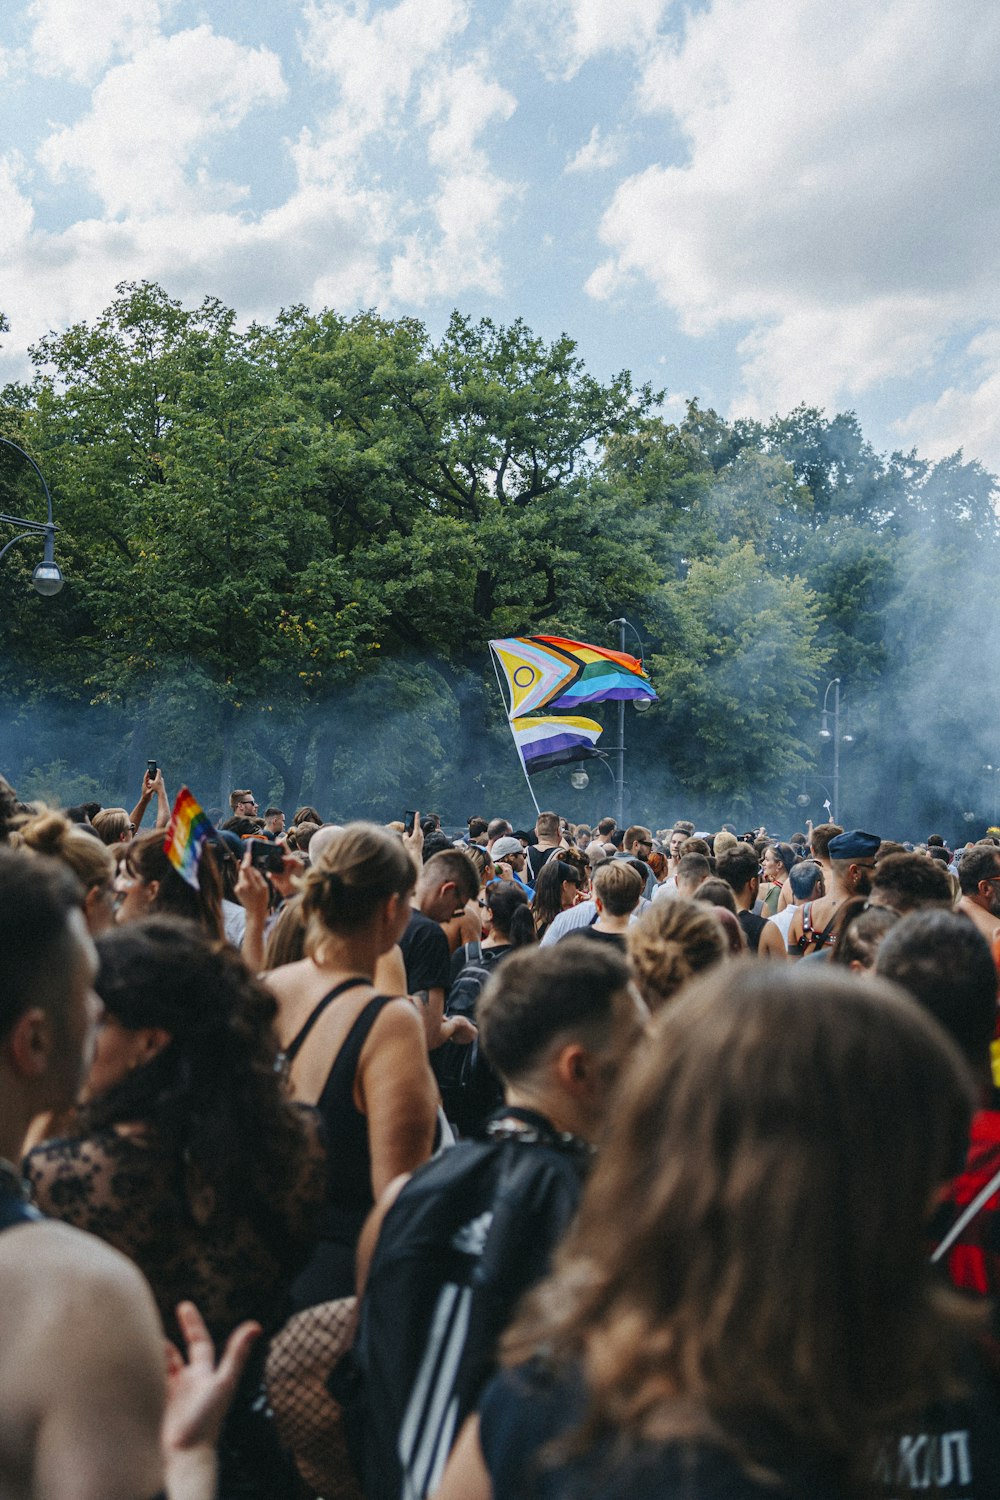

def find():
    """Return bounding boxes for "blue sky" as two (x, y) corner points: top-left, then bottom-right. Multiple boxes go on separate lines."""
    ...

(3, 0), (999, 470)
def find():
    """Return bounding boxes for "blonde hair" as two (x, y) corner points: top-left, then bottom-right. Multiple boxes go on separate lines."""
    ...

(626, 897), (727, 1011)
(19, 810), (115, 891)
(592, 860), (642, 916)
(92, 807), (130, 845)
(300, 822), (414, 949)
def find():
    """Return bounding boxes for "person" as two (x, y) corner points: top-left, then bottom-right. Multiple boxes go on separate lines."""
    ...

(25, 916), (325, 1495)
(0, 846), (258, 1500)
(612, 824), (656, 899)
(400, 848), (481, 1051)
(434, 963), (976, 1500)
(956, 843), (1000, 948)
(758, 842), (797, 916)
(868, 850), (954, 914)
(777, 819), (843, 911)
(691, 874), (738, 915)
(876, 910), (1000, 1299)
(626, 896), (728, 1012)
(230, 790), (259, 817)
(262, 807), (285, 840)
(526, 811), (565, 881)
(92, 805), (135, 845)
(337, 941), (649, 1500)
(785, 829), (879, 958)
(574, 861), (643, 949)
(532, 858), (585, 942)
(19, 808), (117, 934)
(758, 858), (823, 958)
(490, 834), (535, 898)
(265, 823), (439, 1307)
(116, 829), (226, 940)
(828, 899), (899, 973)
(716, 843), (767, 952)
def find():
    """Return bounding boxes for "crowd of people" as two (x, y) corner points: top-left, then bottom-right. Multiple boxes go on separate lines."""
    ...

(2, 766), (1000, 1500)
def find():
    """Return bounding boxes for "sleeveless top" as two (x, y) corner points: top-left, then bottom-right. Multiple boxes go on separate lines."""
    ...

(284, 979), (397, 1297)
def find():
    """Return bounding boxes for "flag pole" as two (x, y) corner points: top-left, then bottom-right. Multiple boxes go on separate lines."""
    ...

(490, 644), (542, 818)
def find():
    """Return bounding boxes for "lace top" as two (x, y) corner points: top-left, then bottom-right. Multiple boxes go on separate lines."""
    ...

(24, 1109), (326, 1346)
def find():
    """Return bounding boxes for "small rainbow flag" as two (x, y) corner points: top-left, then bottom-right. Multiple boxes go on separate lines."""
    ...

(163, 787), (215, 890)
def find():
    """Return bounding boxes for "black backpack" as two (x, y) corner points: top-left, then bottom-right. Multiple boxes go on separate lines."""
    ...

(431, 944), (506, 1135)
(338, 1110), (590, 1500)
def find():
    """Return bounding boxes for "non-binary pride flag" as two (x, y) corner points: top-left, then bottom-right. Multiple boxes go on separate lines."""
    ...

(510, 715), (605, 777)
(163, 786), (216, 890)
(490, 635), (656, 718)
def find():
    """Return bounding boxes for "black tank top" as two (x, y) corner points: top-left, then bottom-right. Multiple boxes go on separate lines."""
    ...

(284, 980), (397, 1235)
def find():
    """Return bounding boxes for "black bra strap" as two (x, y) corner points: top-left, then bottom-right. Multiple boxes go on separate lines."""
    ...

(283, 978), (371, 1063)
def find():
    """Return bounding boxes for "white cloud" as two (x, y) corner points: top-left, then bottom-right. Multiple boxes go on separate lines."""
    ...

(565, 124), (621, 174)
(298, 0), (469, 162)
(591, 0), (1000, 417)
(28, 0), (165, 84)
(894, 328), (1000, 469)
(0, 154), (35, 255)
(37, 26), (286, 216)
(517, 0), (672, 77)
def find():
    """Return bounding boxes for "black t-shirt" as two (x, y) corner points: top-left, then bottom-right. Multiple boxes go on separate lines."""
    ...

(738, 909), (768, 953)
(574, 926), (627, 950)
(478, 1364), (845, 1500)
(399, 910), (451, 995)
(527, 845), (559, 881)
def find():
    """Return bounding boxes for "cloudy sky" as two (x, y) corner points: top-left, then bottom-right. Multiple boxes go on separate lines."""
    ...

(3, 0), (999, 470)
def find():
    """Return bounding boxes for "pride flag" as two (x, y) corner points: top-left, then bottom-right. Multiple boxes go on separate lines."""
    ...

(491, 635), (656, 718)
(163, 786), (215, 890)
(510, 715), (605, 776)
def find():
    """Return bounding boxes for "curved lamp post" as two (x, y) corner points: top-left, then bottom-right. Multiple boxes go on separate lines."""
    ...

(817, 677), (852, 824)
(606, 616), (651, 828)
(0, 438), (63, 595)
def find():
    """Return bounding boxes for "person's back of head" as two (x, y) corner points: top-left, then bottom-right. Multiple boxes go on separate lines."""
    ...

(535, 811), (561, 842)
(0, 845), (86, 1045)
(483, 879), (535, 946)
(592, 860), (643, 917)
(597, 817), (616, 839)
(870, 852), (953, 915)
(789, 859), (823, 902)
(691, 876), (737, 914)
(713, 830), (738, 857)
(626, 896), (728, 1012)
(487, 818), (511, 843)
(304, 821), (415, 941)
(679, 836), (711, 858)
(716, 844), (758, 896)
(676, 852), (711, 896)
(505, 961), (974, 1466)
(477, 938), (634, 1090)
(829, 898), (898, 972)
(672, 820), (695, 838)
(18, 811), (115, 931)
(809, 821), (844, 862)
(875, 909), (997, 1072)
(468, 816), (488, 841)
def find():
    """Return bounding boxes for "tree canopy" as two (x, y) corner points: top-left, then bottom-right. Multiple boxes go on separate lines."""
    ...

(1, 283), (996, 835)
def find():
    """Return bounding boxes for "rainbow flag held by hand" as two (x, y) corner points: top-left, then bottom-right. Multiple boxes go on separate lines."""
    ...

(491, 635), (656, 718)
(163, 787), (215, 890)
(511, 715), (605, 776)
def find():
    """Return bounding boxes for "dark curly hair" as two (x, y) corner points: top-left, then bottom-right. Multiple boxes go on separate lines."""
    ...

(88, 917), (315, 1242)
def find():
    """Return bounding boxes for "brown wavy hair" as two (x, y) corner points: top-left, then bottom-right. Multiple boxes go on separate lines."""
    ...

(504, 963), (975, 1479)
(626, 897), (728, 1011)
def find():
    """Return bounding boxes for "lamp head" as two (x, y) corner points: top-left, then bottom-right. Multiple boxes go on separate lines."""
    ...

(569, 768), (590, 791)
(32, 560), (63, 596)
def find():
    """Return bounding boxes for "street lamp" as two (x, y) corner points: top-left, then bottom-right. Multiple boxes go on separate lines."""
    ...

(0, 438), (63, 595)
(607, 617), (650, 828)
(818, 678), (852, 824)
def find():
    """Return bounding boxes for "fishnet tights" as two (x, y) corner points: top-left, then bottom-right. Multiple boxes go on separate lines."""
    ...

(266, 1297), (362, 1500)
